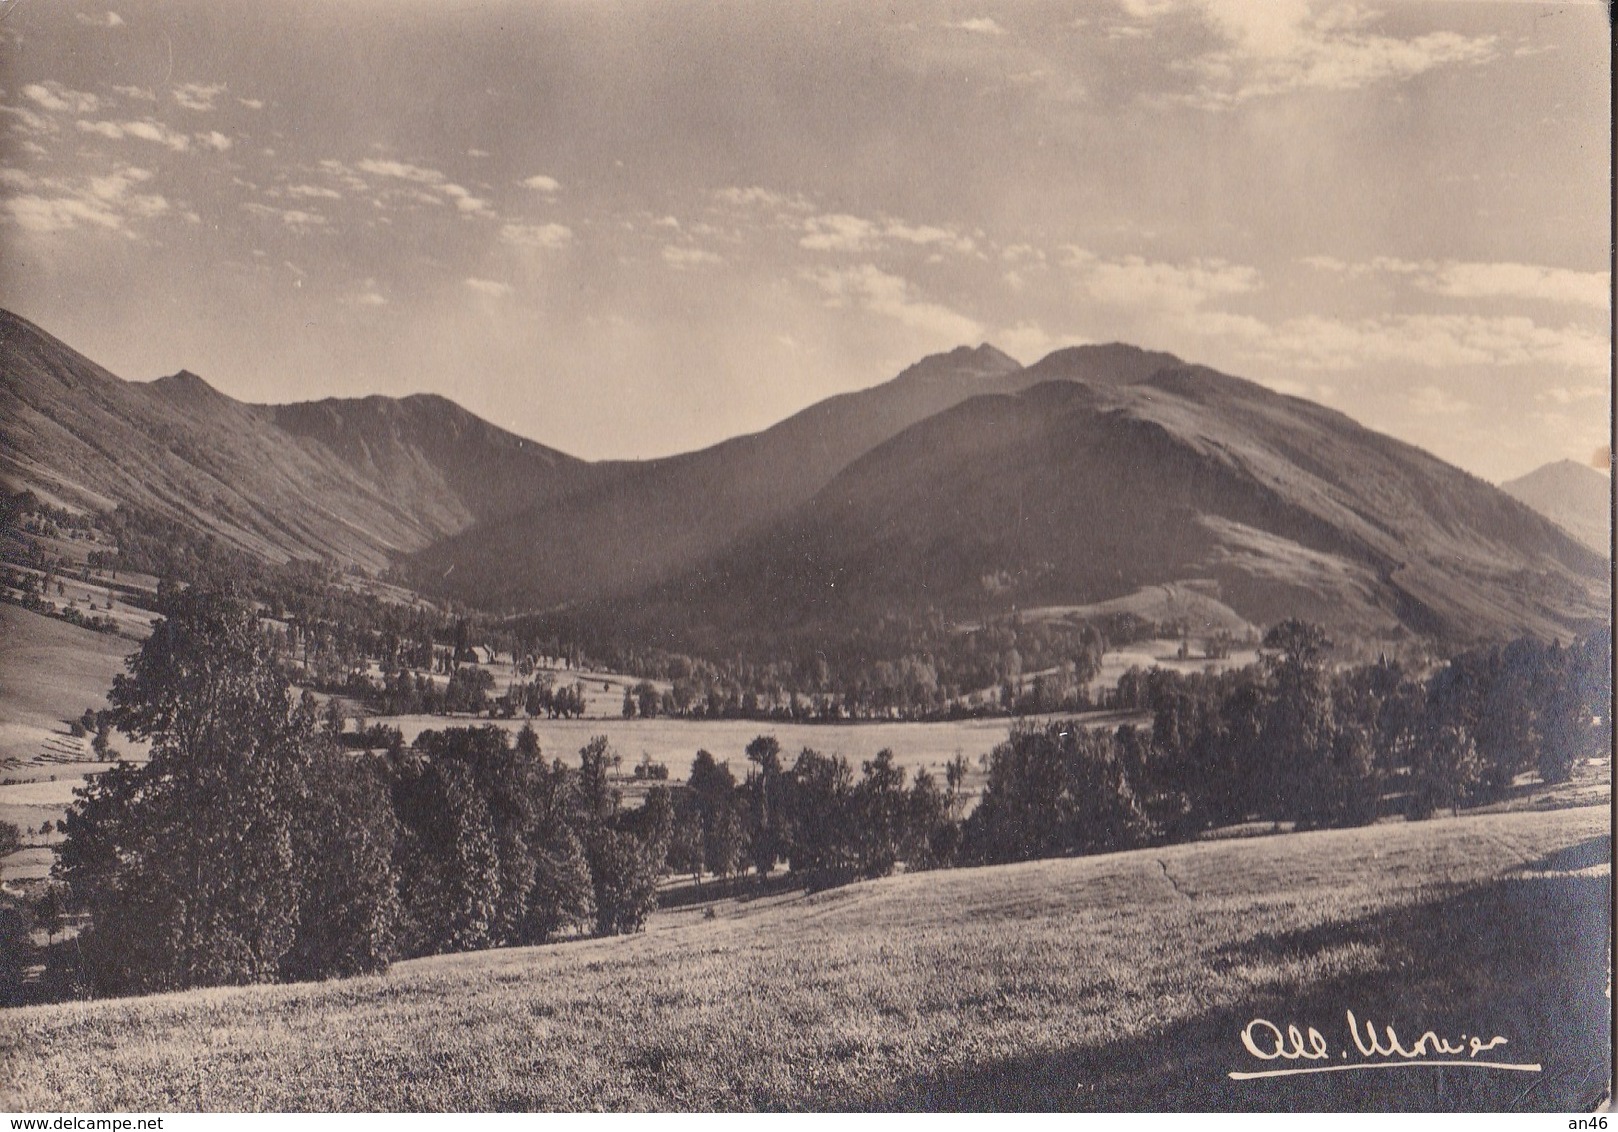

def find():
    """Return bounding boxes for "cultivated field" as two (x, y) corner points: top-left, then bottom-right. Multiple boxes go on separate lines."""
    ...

(2, 804), (1607, 1111)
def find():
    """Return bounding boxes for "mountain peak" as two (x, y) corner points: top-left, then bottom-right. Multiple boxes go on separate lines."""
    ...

(148, 369), (224, 401)
(895, 342), (1023, 384)
(1025, 342), (1185, 386)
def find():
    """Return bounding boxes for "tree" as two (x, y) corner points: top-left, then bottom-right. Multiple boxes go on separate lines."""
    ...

(0, 819), (19, 861)
(852, 749), (907, 878)
(281, 750), (400, 981)
(589, 828), (661, 935)
(526, 825), (595, 942)
(57, 589), (314, 994)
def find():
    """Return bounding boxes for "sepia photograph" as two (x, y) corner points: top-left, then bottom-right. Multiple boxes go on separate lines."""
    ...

(0, 0), (1611, 1114)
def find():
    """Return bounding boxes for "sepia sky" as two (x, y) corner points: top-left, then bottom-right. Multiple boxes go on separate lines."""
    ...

(0, 0), (1609, 482)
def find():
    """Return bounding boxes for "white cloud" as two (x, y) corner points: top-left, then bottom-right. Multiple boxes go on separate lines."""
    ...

(75, 10), (125, 26)
(714, 185), (815, 211)
(198, 130), (232, 152)
(242, 202), (327, 232)
(78, 118), (192, 151)
(996, 321), (1090, 363)
(1067, 249), (1261, 311)
(441, 183), (494, 216)
(468, 148), (490, 158)
(799, 211), (978, 255)
(522, 173), (561, 192)
(172, 82), (227, 111)
(1304, 255), (1609, 309)
(23, 82), (101, 115)
(1227, 311), (1609, 375)
(1150, 0), (1498, 108)
(662, 244), (722, 269)
(808, 263), (984, 343)
(5, 194), (123, 233)
(800, 213), (877, 252)
(500, 221), (572, 249)
(287, 183), (342, 200)
(112, 85), (156, 102)
(465, 277), (513, 297)
(945, 17), (1006, 35)
(357, 158), (445, 185)
(237, 97), (265, 110)
(1, 164), (165, 237)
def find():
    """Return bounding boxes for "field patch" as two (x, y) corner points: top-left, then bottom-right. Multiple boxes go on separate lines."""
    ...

(2, 804), (1606, 1111)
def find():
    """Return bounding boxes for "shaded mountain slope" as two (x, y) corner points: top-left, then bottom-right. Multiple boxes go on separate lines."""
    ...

(409, 342), (1036, 606)
(0, 308), (588, 571)
(632, 366), (1608, 647)
(1501, 459), (1610, 554)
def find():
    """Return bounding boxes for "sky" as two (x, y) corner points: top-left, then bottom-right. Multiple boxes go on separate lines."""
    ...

(0, 0), (1609, 482)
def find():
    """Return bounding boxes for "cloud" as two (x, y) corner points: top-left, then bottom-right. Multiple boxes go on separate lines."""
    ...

(286, 183), (342, 200)
(77, 118), (192, 151)
(441, 183), (494, 216)
(800, 213), (877, 252)
(500, 221), (572, 249)
(75, 10), (125, 26)
(1, 164), (166, 237)
(468, 148), (490, 158)
(1228, 311), (1609, 375)
(945, 17), (1006, 35)
(112, 85), (156, 102)
(1304, 255), (1609, 309)
(662, 244), (722, 269)
(1067, 249), (1261, 311)
(23, 82), (101, 115)
(357, 158), (446, 185)
(241, 202), (327, 232)
(198, 131), (233, 152)
(808, 263), (984, 343)
(996, 321), (1091, 363)
(237, 98), (265, 110)
(714, 185), (815, 211)
(172, 82), (227, 111)
(1140, 0), (1497, 108)
(799, 211), (978, 255)
(522, 173), (561, 192)
(465, 277), (513, 297)
(1, 106), (57, 137)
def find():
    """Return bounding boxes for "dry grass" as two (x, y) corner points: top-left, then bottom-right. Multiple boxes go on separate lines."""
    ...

(2, 803), (1608, 1112)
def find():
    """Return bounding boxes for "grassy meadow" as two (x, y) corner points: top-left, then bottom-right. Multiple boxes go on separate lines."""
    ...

(2, 803), (1607, 1112)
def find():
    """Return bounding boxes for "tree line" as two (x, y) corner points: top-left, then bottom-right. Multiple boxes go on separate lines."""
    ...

(7, 593), (1606, 1004)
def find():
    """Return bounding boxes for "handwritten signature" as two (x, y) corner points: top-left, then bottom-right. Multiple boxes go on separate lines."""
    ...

(1229, 1012), (1541, 1080)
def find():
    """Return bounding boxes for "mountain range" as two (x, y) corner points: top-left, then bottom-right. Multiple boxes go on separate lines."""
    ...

(1, 306), (1607, 648)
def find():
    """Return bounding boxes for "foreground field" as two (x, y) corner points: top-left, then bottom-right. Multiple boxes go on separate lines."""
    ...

(2, 804), (1608, 1111)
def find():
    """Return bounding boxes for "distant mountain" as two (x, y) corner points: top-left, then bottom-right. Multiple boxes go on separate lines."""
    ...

(4, 308), (1605, 648)
(1500, 460), (1610, 554)
(0, 308), (588, 571)
(409, 342), (1050, 606)
(625, 365), (1608, 648)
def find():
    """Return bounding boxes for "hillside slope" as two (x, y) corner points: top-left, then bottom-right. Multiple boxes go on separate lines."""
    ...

(408, 342), (1046, 606)
(1501, 459), (1610, 554)
(639, 365), (1608, 646)
(0, 309), (589, 572)
(3, 805), (1607, 1111)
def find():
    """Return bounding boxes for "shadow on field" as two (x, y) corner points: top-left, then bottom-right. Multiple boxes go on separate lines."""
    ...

(881, 871), (1611, 1112)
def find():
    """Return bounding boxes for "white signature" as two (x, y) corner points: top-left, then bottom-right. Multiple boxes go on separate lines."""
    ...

(1229, 1012), (1539, 1080)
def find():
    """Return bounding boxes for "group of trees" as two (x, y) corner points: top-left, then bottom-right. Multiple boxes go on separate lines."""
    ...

(43, 590), (668, 999)
(659, 738), (967, 890)
(962, 621), (1611, 866)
